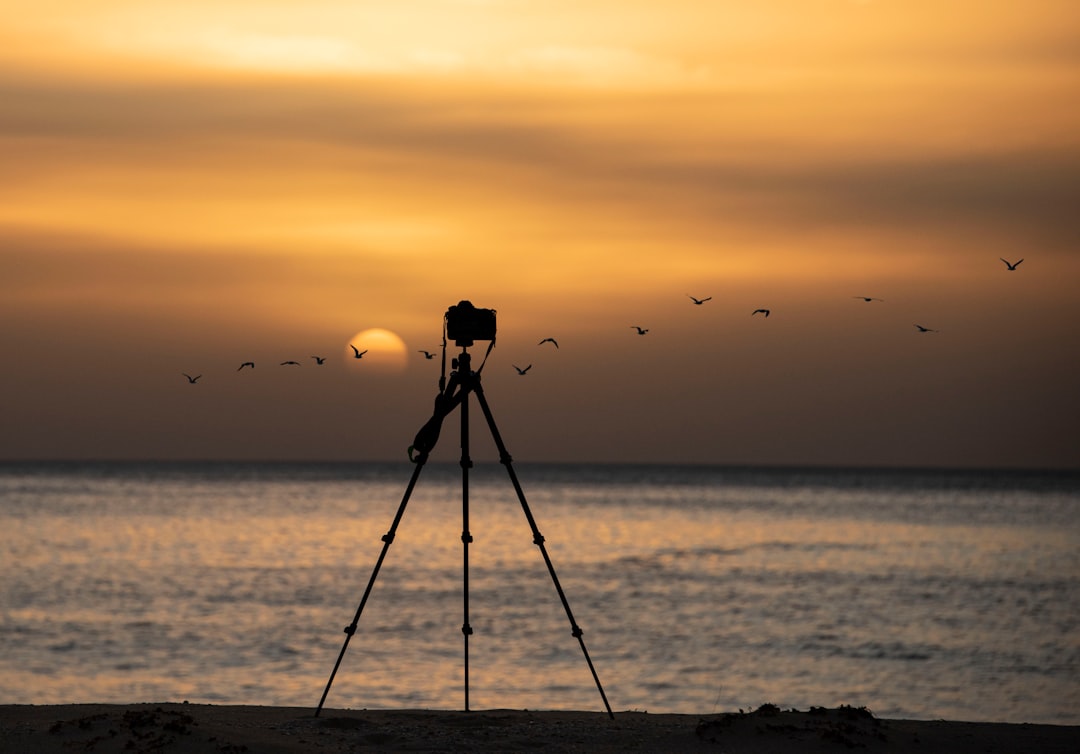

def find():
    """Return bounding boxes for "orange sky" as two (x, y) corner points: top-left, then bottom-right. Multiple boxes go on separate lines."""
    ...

(2, 0), (1078, 467)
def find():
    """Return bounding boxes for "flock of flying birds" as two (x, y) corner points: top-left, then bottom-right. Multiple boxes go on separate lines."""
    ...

(507, 257), (1025, 375)
(181, 257), (1024, 384)
(183, 345), (372, 384)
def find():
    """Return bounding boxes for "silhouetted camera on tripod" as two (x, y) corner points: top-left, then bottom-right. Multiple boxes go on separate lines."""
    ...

(445, 300), (496, 346)
(316, 303), (613, 720)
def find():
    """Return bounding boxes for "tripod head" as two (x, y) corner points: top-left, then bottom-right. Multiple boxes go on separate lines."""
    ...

(450, 348), (473, 372)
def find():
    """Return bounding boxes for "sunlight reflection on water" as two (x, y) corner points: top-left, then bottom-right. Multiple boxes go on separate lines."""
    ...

(1, 462), (1078, 723)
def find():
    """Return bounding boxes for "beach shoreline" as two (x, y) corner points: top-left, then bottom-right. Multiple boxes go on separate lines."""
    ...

(2, 702), (1078, 753)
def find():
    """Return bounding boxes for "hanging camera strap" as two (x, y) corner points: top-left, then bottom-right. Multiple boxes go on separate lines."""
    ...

(474, 338), (495, 375)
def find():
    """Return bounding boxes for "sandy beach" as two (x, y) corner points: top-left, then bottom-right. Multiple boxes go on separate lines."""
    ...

(2, 703), (1078, 753)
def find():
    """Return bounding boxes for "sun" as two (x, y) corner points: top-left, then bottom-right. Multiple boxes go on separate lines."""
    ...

(345, 328), (408, 374)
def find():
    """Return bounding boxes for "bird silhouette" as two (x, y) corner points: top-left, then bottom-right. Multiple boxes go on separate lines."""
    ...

(237, 362), (255, 371)
(513, 364), (532, 375)
(182, 373), (201, 383)
(688, 295), (712, 305)
(312, 356), (326, 365)
(1000, 258), (1023, 271)
(538, 338), (559, 348)
(280, 360), (301, 365)
(914, 324), (938, 333)
(853, 297), (883, 302)
(631, 326), (649, 335)
(418, 350), (436, 359)
(752, 309), (770, 317)
(350, 345), (369, 359)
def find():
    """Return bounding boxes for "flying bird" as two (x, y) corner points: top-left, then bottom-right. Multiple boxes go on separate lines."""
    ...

(538, 338), (559, 348)
(418, 350), (436, 359)
(237, 362), (255, 371)
(312, 356), (326, 365)
(631, 326), (649, 335)
(914, 324), (938, 333)
(1000, 258), (1023, 271)
(280, 360), (301, 365)
(752, 309), (770, 317)
(853, 297), (883, 302)
(688, 295), (712, 305)
(182, 373), (201, 383)
(350, 345), (369, 359)
(513, 364), (532, 375)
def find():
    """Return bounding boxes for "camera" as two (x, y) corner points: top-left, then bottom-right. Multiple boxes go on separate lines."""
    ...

(446, 300), (497, 346)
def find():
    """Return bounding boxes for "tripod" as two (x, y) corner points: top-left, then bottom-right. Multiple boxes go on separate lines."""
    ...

(315, 347), (614, 718)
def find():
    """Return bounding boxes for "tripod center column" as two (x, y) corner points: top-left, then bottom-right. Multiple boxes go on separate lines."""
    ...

(458, 349), (475, 711)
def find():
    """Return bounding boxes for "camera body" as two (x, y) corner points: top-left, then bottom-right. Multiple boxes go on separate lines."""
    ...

(446, 300), (497, 346)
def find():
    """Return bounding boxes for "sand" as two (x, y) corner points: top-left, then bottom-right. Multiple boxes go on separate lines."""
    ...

(2, 702), (1078, 753)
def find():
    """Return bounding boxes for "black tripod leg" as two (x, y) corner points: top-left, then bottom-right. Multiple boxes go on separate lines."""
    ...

(471, 382), (615, 719)
(314, 455), (428, 717)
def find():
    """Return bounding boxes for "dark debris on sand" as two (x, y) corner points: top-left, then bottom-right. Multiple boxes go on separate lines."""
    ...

(42, 705), (201, 752)
(696, 703), (889, 751)
(3, 703), (250, 754)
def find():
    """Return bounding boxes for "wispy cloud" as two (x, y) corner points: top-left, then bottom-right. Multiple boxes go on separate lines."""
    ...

(2, 71), (1076, 253)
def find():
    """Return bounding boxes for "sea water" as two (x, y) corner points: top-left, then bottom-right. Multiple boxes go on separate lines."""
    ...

(1, 462), (1077, 724)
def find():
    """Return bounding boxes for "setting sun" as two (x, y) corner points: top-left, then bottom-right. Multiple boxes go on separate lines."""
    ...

(345, 328), (408, 374)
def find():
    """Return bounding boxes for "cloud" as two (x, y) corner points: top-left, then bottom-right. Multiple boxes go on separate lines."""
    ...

(617, 150), (1080, 248)
(3, 72), (1077, 246)
(2, 56), (1077, 317)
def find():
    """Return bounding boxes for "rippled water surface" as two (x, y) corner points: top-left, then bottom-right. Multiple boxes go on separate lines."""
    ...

(1, 462), (1077, 724)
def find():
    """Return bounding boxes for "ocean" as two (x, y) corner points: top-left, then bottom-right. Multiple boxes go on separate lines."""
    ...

(1, 461), (1077, 725)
